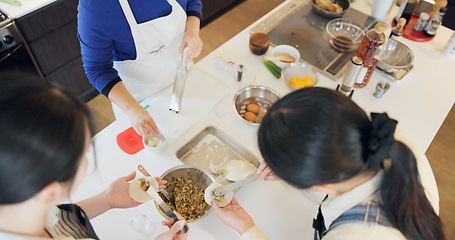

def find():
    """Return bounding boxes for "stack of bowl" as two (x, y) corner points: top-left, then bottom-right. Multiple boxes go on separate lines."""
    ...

(325, 18), (366, 52)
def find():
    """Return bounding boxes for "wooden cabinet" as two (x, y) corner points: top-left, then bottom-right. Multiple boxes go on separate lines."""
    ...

(15, 0), (96, 101)
(201, 0), (243, 26)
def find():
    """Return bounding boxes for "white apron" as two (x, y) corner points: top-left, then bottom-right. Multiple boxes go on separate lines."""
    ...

(113, 0), (186, 117)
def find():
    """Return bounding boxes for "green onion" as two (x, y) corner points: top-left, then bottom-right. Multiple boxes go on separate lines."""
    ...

(262, 59), (282, 79)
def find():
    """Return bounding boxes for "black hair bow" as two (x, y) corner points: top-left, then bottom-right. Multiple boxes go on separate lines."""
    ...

(366, 113), (397, 169)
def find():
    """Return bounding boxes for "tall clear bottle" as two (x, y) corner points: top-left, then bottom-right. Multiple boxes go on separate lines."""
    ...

(354, 22), (386, 88)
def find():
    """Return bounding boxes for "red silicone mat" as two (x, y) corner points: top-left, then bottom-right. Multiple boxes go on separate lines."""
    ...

(116, 127), (144, 155)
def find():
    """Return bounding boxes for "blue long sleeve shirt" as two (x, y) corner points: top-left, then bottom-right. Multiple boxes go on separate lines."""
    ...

(77, 0), (202, 96)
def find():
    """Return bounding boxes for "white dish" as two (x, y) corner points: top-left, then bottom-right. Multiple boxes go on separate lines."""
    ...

(271, 45), (300, 68)
(129, 176), (159, 203)
(204, 182), (234, 207)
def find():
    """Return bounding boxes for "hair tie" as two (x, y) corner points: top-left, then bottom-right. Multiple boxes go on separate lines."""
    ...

(366, 113), (397, 169)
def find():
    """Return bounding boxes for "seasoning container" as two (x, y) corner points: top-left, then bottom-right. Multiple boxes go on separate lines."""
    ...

(390, 18), (406, 40)
(424, 7), (447, 36)
(338, 56), (363, 96)
(413, 12), (430, 31)
(373, 81), (391, 98)
(354, 22), (386, 88)
(237, 64), (245, 81)
(442, 32), (455, 57)
(249, 33), (270, 55)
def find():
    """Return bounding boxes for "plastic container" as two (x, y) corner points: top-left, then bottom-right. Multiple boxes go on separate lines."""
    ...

(354, 22), (386, 88)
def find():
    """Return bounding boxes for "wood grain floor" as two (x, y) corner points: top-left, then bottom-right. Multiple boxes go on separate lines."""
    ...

(87, 0), (455, 238)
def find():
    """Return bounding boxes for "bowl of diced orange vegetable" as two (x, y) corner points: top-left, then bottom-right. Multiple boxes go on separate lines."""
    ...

(281, 62), (318, 90)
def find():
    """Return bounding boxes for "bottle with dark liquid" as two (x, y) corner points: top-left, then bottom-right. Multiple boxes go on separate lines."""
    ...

(354, 23), (386, 88)
(390, 18), (406, 40)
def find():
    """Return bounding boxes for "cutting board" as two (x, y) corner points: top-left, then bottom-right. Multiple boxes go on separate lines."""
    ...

(116, 67), (230, 154)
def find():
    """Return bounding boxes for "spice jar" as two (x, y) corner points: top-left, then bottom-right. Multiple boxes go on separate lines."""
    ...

(414, 12), (430, 31)
(249, 32), (270, 55)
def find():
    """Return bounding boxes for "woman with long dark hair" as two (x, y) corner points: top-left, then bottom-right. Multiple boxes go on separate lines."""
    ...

(0, 73), (188, 239)
(212, 87), (445, 240)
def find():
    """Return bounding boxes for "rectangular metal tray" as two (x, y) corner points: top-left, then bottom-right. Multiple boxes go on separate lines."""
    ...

(176, 126), (261, 185)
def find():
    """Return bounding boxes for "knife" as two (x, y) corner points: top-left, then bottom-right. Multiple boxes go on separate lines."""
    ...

(143, 179), (189, 233)
(0, 0), (22, 6)
(169, 48), (188, 113)
(213, 173), (260, 197)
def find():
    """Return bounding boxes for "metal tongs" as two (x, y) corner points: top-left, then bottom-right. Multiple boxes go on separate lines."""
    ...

(169, 48), (189, 113)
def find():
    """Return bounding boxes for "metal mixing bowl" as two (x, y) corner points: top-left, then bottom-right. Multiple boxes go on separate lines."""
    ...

(154, 165), (214, 222)
(325, 18), (365, 52)
(233, 85), (281, 126)
(312, 0), (349, 19)
(376, 39), (414, 73)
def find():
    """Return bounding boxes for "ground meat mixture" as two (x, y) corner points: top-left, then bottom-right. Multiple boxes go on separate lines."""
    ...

(163, 176), (208, 221)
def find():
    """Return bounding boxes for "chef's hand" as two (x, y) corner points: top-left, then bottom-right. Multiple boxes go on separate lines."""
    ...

(105, 171), (142, 209)
(211, 198), (255, 236)
(257, 161), (281, 181)
(156, 213), (189, 240)
(126, 103), (159, 136)
(180, 16), (203, 61)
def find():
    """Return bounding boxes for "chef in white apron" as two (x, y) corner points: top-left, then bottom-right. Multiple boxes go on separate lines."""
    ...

(109, 0), (202, 135)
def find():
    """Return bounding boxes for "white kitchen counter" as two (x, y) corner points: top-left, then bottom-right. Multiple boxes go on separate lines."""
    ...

(71, 0), (453, 239)
(0, 0), (56, 19)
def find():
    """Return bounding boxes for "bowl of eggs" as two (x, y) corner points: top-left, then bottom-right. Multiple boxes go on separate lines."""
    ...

(282, 62), (319, 90)
(233, 85), (281, 126)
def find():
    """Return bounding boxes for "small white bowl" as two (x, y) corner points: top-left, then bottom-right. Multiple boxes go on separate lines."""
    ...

(271, 45), (300, 68)
(142, 131), (166, 153)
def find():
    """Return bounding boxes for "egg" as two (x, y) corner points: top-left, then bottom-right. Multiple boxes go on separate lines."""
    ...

(246, 103), (260, 113)
(223, 160), (257, 182)
(128, 177), (159, 203)
(244, 111), (257, 122)
(204, 182), (233, 207)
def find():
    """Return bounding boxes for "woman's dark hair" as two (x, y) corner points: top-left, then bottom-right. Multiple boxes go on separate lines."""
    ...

(0, 72), (95, 204)
(258, 87), (445, 240)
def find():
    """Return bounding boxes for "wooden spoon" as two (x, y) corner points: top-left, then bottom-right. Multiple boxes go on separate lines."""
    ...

(265, 53), (296, 63)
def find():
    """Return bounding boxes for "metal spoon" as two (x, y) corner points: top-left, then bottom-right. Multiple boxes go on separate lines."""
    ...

(264, 53), (296, 63)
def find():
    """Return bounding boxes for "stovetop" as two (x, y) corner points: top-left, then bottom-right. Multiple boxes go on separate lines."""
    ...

(0, 9), (11, 27)
(250, 0), (378, 80)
